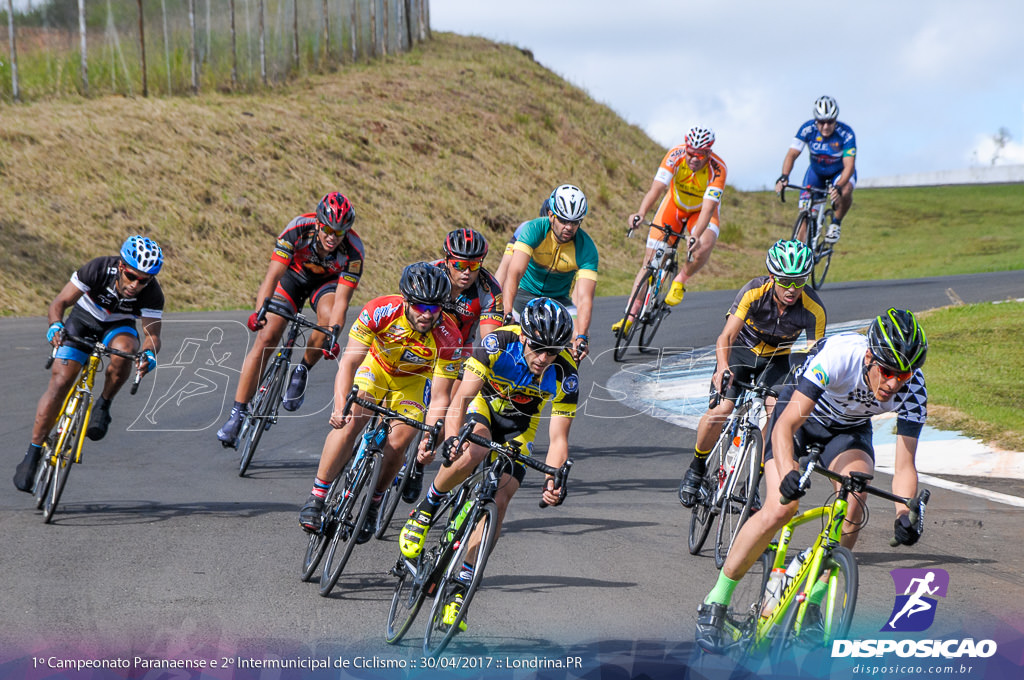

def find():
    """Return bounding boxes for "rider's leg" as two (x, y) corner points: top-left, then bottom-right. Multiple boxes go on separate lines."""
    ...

(828, 448), (873, 550)
(233, 312), (288, 403)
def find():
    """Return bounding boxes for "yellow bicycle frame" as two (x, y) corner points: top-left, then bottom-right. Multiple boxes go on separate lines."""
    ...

(49, 352), (101, 466)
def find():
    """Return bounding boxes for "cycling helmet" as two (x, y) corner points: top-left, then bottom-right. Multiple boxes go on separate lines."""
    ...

(685, 124), (716, 150)
(399, 262), (452, 305)
(867, 308), (928, 372)
(443, 228), (489, 260)
(120, 235), (163, 275)
(316, 191), (355, 234)
(766, 239), (814, 278)
(520, 298), (574, 348)
(813, 95), (839, 122)
(548, 184), (588, 222)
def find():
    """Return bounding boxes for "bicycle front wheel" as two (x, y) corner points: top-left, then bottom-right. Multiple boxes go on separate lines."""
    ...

(385, 559), (428, 645)
(423, 500), (498, 657)
(810, 209), (835, 290)
(43, 405), (86, 524)
(319, 453), (383, 596)
(613, 278), (648, 362)
(725, 547), (773, 662)
(376, 431), (422, 539)
(714, 427), (763, 569)
(771, 545), (858, 666)
(687, 436), (724, 555)
(301, 476), (343, 582)
(638, 265), (675, 353)
(33, 438), (55, 510)
(238, 358), (288, 476)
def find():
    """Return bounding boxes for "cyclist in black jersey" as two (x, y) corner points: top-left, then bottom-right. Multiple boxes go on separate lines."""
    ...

(14, 236), (166, 492)
(680, 241), (826, 507)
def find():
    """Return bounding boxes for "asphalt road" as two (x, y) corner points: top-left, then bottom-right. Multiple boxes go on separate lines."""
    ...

(2, 270), (1023, 679)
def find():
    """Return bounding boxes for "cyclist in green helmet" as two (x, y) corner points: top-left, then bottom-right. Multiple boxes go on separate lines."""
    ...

(680, 240), (826, 508)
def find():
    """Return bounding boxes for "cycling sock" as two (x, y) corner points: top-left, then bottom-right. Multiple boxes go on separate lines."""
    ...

(705, 572), (739, 607)
(27, 442), (42, 457)
(95, 396), (112, 411)
(690, 449), (710, 475)
(458, 562), (474, 584)
(807, 578), (828, 606)
(371, 491), (384, 505)
(424, 484), (447, 507)
(232, 400), (248, 414)
(311, 477), (331, 500)
(299, 358), (313, 370)
(831, 217), (842, 226)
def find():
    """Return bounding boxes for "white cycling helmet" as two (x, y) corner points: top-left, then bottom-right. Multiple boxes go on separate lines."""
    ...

(685, 124), (716, 150)
(813, 95), (839, 121)
(548, 184), (588, 222)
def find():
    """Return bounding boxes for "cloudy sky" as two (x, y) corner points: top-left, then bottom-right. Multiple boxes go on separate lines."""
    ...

(432, 0), (1024, 190)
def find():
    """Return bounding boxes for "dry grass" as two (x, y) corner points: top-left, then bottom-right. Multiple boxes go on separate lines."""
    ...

(0, 32), (778, 315)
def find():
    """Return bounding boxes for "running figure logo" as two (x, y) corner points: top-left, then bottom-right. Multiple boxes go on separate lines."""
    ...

(882, 568), (949, 632)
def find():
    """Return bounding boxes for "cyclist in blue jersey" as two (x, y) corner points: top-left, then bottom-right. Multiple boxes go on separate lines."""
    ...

(774, 96), (856, 244)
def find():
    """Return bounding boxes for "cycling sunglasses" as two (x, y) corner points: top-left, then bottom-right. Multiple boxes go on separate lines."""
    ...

(775, 276), (809, 289)
(526, 339), (564, 356)
(448, 258), (483, 272)
(685, 146), (710, 160)
(320, 224), (348, 237)
(410, 302), (442, 315)
(121, 267), (153, 286)
(873, 363), (913, 382)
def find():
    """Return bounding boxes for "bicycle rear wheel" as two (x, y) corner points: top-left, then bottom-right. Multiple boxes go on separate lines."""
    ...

(613, 278), (648, 362)
(714, 427), (763, 569)
(385, 559), (429, 645)
(237, 358), (288, 476)
(301, 476), (343, 582)
(687, 436), (724, 555)
(43, 405), (86, 524)
(319, 453), (383, 596)
(423, 500), (498, 657)
(376, 431), (421, 539)
(771, 545), (858, 667)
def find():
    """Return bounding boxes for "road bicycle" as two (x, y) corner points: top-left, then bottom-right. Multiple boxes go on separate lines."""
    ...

(373, 431), (423, 539)
(614, 221), (683, 361)
(780, 182), (836, 290)
(228, 298), (340, 476)
(384, 421), (573, 656)
(32, 335), (143, 523)
(685, 365), (777, 568)
(302, 388), (442, 596)
(705, 443), (930, 668)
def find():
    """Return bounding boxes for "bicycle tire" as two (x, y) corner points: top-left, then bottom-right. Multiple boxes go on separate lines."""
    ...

(376, 431), (422, 539)
(613, 276), (648, 362)
(714, 427), (764, 569)
(687, 435), (724, 555)
(319, 452), (384, 596)
(770, 545), (858, 667)
(43, 402), (86, 524)
(237, 358), (288, 476)
(790, 213), (812, 246)
(423, 500), (499, 657)
(725, 548), (773, 662)
(810, 209), (835, 290)
(33, 438), (55, 510)
(301, 475), (344, 582)
(638, 263), (676, 353)
(385, 559), (429, 644)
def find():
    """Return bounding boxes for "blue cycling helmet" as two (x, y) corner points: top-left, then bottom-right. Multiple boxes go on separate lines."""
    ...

(120, 235), (164, 275)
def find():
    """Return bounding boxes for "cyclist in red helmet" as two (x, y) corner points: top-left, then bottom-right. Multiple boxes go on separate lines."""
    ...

(616, 125), (727, 335)
(217, 192), (365, 446)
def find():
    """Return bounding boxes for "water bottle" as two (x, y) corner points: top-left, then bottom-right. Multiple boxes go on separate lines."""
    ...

(651, 247), (665, 270)
(785, 548), (812, 580)
(444, 499), (475, 544)
(798, 196), (811, 211)
(761, 568), (788, 618)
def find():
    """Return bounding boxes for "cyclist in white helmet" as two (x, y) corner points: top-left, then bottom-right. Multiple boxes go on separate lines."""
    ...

(774, 96), (857, 244)
(617, 124), (727, 335)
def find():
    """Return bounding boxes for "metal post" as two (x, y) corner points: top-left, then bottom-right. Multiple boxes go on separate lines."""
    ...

(321, 0), (328, 63)
(161, 0), (171, 93)
(78, 0), (88, 95)
(292, 0), (298, 67)
(189, 0), (198, 93)
(257, 0), (265, 85)
(6, 0), (19, 101)
(229, 0), (238, 87)
(137, 0), (147, 97)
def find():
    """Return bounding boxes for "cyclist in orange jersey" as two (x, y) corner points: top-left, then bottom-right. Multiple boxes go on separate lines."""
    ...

(614, 125), (726, 334)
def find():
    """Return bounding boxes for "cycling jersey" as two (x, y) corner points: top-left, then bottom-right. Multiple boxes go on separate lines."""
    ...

(512, 217), (599, 299)
(728, 277), (826, 357)
(70, 256), (165, 322)
(350, 295), (463, 382)
(272, 214), (365, 289)
(654, 146), (728, 213)
(796, 333), (927, 437)
(463, 326), (579, 432)
(430, 259), (504, 349)
(790, 120), (856, 178)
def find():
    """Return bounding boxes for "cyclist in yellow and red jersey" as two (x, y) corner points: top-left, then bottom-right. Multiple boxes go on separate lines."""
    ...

(615, 125), (726, 334)
(432, 228), (504, 355)
(217, 192), (365, 446)
(298, 263), (464, 542)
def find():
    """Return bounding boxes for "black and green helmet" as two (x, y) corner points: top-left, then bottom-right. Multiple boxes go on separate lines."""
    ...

(867, 308), (928, 372)
(765, 239), (814, 278)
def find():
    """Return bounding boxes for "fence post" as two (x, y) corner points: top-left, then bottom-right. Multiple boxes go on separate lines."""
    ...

(229, 0), (238, 88)
(258, 0), (266, 85)
(351, 0), (358, 62)
(5, 0), (18, 101)
(382, 0), (389, 56)
(137, 0), (148, 97)
(292, 0), (298, 67)
(161, 0), (172, 93)
(78, 0), (88, 95)
(321, 0), (328, 64)
(188, 0), (198, 93)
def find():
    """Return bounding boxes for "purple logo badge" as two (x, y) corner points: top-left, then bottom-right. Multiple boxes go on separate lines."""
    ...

(881, 568), (949, 632)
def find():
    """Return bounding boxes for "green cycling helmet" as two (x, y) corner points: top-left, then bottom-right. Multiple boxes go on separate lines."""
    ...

(868, 308), (928, 372)
(766, 239), (814, 278)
